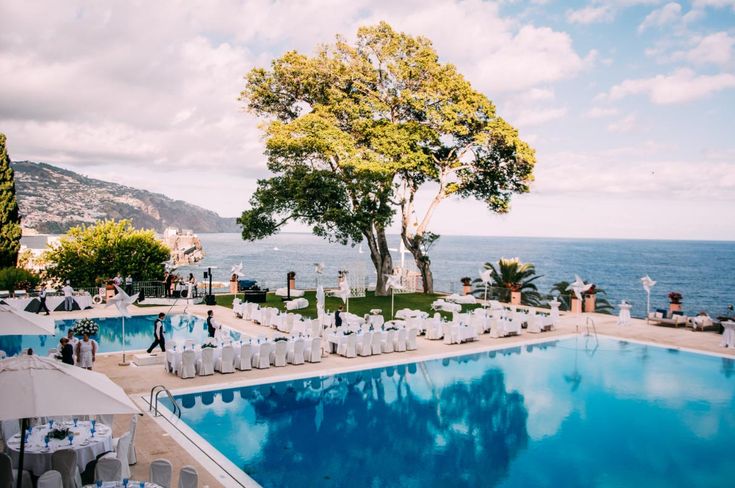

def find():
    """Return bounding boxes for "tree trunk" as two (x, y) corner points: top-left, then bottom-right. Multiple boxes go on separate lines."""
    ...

(365, 225), (393, 296)
(402, 233), (434, 294)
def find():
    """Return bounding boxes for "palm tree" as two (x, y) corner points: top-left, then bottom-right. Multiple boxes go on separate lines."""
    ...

(473, 258), (542, 306)
(549, 280), (614, 314)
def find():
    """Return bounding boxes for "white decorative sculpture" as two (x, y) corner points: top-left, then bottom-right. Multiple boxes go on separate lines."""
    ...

(385, 271), (405, 318)
(641, 275), (656, 323)
(106, 285), (139, 365)
(566, 275), (592, 303)
(617, 301), (632, 326)
(231, 262), (245, 278)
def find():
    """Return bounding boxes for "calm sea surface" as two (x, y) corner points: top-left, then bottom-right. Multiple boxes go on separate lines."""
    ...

(176, 233), (735, 318)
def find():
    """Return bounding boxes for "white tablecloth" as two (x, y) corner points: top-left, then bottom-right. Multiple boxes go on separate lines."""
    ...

(722, 322), (735, 348)
(617, 303), (632, 326)
(7, 421), (112, 476)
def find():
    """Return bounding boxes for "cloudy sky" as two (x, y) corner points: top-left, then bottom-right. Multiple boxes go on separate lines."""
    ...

(2, 0), (734, 240)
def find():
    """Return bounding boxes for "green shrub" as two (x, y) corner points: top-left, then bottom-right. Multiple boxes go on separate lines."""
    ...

(0, 267), (40, 291)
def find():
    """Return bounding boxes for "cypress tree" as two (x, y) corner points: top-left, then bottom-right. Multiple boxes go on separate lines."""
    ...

(0, 133), (22, 268)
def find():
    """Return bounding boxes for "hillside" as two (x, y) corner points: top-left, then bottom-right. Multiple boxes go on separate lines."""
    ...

(13, 161), (239, 233)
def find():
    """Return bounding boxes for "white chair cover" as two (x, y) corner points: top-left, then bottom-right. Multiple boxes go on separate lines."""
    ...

(127, 414), (138, 465)
(253, 342), (272, 369)
(179, 350), (196, 379)
(51, 449), (82, 488)
(114, 432), (132, 479)
(215, 345), (235, 373)
(371, 332), (383, 355)
(442, 323), (453, 344)
(338, 334), (357, 358)
(287, 339), (305, 365)
(1, 452), (32, 488)
(197, 347), (215, 376)
(382, 330), (396, 353)
(407, 328), (418, 350)
(305, 338), (321, 363)
(95, 457), (122, 482)
(394, 328), (407, 352)
(37, 470), (63, 488)
(310, 319), (321, 337)
(150, 458), (173, 488)
(357, 332), (372, 357)
(237, 343), (252, 371)
(178, 465), (199, 488)
(271, 341), (288, 367)
(184, 339), (195, 349)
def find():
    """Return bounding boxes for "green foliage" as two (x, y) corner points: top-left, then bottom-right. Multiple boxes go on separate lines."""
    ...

(549, 280), (614, 314)
(0, 133), (22, 268)
(239, 22), (536, 293)
(473, 258), (542, 306)
(0, 267), (40, 291)
(44, 219), (170, 287)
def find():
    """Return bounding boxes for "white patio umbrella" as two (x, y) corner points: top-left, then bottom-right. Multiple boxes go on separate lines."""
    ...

(384, 271), (404, 318)
(105, 285), (139, 366)
(0, 303), (55, 336)
(641, 275), (657, 323)
(0, 355), (140, 488)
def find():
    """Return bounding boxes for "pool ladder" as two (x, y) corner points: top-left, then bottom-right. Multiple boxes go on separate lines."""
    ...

(149, 384), (182, 418)
(581, 316), (599, 355)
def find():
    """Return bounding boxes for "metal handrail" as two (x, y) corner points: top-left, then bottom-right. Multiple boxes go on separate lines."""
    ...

(149, 384), (181, 418)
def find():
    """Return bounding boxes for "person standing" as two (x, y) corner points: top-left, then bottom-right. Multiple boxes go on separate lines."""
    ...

(206, 310), (220, 338)
(188, 273), (197, 298)
(62, 281), (74, 311)
(36, 285), (50, 315)
(163, 271), (171, 298)
(147, 312), (166, 353)
(59, 338), (74, 365)
(335, 305), (344, 328)
(75, 333), (97, 370)
(125, 274), (133, 294)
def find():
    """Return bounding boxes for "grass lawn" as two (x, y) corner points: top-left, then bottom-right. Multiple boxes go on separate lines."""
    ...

(214, 290), (482, 319)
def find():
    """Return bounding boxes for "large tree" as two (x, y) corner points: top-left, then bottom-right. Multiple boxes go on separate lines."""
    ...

(0, 133), (22, 268)
(44, 219), (170, 287)
(240, 22), (535, 293)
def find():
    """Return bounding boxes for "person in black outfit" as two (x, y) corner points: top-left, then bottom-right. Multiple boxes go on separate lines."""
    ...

(163, 272), (172, 298)
(206, 310), (218, 338)
(146, 312), (166, 353)
(335, 305), (344, 328)
(36, 286), (50, 315)
(59, 338), (74, 365)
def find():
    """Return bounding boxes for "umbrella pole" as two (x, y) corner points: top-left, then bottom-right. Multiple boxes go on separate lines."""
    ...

(119, 315), (129, 366)
(17, 417), (28, 488)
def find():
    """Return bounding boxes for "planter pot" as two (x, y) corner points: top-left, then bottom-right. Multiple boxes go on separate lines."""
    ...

(570, 297), (582, 314)
(289, 279), (296, 290)
(462, 284), (472, 295)
(669, 303), (682, 313)
(229, 280), (238, 294)
(584, 295), (597, 313)
(510, 291), (522, 305)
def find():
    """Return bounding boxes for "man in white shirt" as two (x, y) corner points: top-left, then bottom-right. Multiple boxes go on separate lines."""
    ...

(146, 312), (166, 353)
(36, 285), (50, 315)
(62, 281), (74, 311)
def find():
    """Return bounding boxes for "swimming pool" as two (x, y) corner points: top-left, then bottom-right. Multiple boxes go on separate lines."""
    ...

(0, 313), (240, 356)
(163, 337), (735, 487)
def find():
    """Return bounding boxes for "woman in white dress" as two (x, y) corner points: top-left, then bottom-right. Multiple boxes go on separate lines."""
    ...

(75, 333), (97, 370)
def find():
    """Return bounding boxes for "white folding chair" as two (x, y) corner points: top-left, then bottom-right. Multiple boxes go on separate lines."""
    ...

(179, 350), (196, 379)
(338, 334), (357, 358)
(112, 415), (138, 465)
(178, 465), (199, 488)
(150, 458), (173, 488)
(271, 341), (288, 367)
(37, 470), (63, 488)
(287, 339), (305, 365)
(215, 345), (235, 373)
(371, 332), (383, 355)
(95, 457), (122, 482)
(237, 343), (252, 371)
(382, 330), (396, 353)
(197, 347), (215, 376)
(252, 343), (272, 369)
(0, 453), (32, 488)
(101, 431), (130, 479)
(442, 323), (453, 344)
(310, 319), (321, 337)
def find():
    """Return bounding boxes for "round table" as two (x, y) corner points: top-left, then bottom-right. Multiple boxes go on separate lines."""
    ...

(722, 321), (735, 348)
(7, 420), (112, 476)
(617, 303), (632, 326)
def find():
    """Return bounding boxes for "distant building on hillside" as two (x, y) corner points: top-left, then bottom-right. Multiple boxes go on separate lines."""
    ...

(19, 234), (60, 272)
(162, 227), (205, 265)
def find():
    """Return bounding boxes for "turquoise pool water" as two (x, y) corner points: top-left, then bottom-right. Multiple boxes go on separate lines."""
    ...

(164, 337), (735, 487)
(0, 313), (240, 356)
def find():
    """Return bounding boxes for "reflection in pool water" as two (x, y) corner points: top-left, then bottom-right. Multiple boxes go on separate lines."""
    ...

(165, 338), (735, 487)
(0, 314), (240, 356)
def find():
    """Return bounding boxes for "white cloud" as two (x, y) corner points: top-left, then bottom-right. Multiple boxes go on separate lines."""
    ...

(586, 107), (620, 118)
(673, 32), (735, 66)
(638, 2), (683, 32)
(602, 68), (735, 104)
(692, 0), (735, 10)
(566, 5), (613, 24)
(607, 114), (638, 133)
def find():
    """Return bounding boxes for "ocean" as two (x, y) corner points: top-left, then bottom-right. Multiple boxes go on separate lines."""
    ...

(174, 233), (734, 319)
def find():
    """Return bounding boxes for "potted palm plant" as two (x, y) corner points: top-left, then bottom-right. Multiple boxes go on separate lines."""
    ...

(474, 258), (542, 306)
(584, 284), (597, 313)
(287, 271), (296, 290)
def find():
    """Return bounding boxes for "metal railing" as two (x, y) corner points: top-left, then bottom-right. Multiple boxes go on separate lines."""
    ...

(149, 385), (181, 418)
